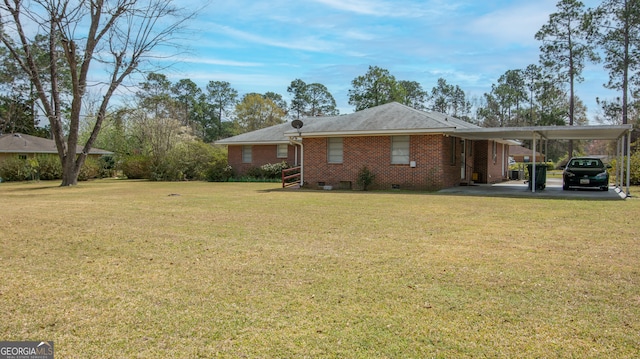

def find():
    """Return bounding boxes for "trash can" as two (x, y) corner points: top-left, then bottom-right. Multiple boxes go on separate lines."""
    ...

(510, 170), (520, 180)
(526, 164), (547, 190)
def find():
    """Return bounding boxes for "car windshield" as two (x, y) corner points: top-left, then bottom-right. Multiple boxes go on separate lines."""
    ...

(570, 159), (603, 168)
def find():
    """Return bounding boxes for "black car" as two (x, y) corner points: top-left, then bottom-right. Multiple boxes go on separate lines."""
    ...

(562, 157), (611, 191)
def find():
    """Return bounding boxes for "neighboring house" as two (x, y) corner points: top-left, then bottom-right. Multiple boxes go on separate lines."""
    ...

(0, 133), (113, 162)
(508, 145), (546, 163)
(217, 102), (512, 190)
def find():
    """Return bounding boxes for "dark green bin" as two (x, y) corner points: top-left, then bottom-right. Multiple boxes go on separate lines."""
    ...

(526, 164), (547, 190)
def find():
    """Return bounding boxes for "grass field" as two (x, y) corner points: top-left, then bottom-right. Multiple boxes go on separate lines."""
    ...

(1, 180), (639, 358)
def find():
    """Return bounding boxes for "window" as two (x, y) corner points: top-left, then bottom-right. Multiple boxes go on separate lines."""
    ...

(242, 145), (252, 163)
(450, 137), (456, 164)
(18, 154), (27, 160)
(327, 137), (343, 163)
(391, 136), (410, 164)
(492, 141), (497, 164)
(277, 144), (288, 158)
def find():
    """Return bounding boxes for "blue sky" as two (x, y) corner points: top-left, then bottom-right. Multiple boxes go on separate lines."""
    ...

(159, 0), (612, 121)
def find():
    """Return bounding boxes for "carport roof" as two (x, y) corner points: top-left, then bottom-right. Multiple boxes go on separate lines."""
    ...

(455, 124), (633, 141)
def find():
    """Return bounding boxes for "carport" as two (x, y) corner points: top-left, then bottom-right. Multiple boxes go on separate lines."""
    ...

(455, 124), (634, 197)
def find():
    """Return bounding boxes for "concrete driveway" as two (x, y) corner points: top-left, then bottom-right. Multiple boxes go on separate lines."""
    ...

(439, 178), (627, 200)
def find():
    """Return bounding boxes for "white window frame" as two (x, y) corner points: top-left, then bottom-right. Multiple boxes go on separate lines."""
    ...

(391, 136), (410, 164)
(492, 141), (497, 164)
(276, 144), (288, 158)
(327, 137), (343, 163)
(242, 145), (252, 163)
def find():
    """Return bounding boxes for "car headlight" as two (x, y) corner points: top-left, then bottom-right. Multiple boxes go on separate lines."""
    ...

(565, 171), (576, 177)
(595, 171), (608, 179)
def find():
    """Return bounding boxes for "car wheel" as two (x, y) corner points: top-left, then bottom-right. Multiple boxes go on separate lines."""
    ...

(601, 186), (608, 191)
(563, 183), (569, 190)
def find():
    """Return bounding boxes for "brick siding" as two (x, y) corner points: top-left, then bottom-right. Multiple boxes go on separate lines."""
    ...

(303, 135), (465, 190)
(228, 144), (297, 174)
(228, 136), (508, 189)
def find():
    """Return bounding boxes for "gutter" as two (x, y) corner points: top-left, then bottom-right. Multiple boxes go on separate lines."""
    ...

(284, 127), (456, 138)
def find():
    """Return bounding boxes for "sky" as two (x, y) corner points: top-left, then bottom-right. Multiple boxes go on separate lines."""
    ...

(155, 0), (612, 122)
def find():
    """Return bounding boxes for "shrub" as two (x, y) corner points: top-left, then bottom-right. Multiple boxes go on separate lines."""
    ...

(260, 161), (289, 179)
(611, 150), (640, 185)
(78, 156), (102, 181)
(243, 162), (289, 181)
(121, 155), (152, 179)
(36, 155), (62, 180)
(164, 141), (219, 181)
(99, 155), (115, 178)
(356, 166), (375, 191)
(0, 157), (30, 181)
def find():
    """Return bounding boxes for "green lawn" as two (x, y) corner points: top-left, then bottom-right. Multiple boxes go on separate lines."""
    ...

(1, 180), (639, 358)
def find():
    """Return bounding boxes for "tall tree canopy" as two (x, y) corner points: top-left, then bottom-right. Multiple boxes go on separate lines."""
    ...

(535, 0), (599, 156)
(0, 0), (195, 186)
(348, 66), (402, 111)
(429, 78), (471, 120)
(592, 0), (640, 126)
(287, 79), (338, 118)
(206, 81), (238, 140)
(234, 93), (286, 133)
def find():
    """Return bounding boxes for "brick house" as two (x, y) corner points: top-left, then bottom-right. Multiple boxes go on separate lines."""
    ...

(0, 132), (113, 162)
(217, 102), (512, 190)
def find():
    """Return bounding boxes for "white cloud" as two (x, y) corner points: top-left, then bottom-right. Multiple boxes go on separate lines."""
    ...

(311, 0), (453, 18)
(208, 24), (338, 53)
(465, 1), (558, 46)
(176, 56), (263, 68)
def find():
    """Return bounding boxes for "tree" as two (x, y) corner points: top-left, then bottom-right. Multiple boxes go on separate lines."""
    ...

(306, 83), (338, 117)
(287, 79), (308, 119)
(263, 92), (288, 116)
(592, 0), (640, 129)
(287, 79), (338, 117)
(535, 0), (599, 156)
(0, 0), (195, 186)
(234, 93), (286, 133)
(206, 81), (238, 140)
(397, 80), (427, 110)
(348, 66), (402, 111)
(137, 73), (174, 119)
(429, 78), (471, 119)
(171, 78), (201, 127)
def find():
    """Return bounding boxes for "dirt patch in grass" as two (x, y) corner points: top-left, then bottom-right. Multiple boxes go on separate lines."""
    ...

(1, 180), (639, 357)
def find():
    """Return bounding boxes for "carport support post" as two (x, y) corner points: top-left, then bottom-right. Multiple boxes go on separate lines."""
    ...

(626, 131), (632, 196)
(616, 136), (622, 188)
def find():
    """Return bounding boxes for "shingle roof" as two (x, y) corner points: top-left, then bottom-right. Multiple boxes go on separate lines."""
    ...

(284, 102), (479, 136)
(215, 102), (479, 145)
(0, 133), (113, 155)
(215, 122), (294, 145)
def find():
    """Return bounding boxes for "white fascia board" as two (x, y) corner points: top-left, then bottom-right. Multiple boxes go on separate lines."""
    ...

(285, 128), (456, 138)
(214, 140), (289, 146)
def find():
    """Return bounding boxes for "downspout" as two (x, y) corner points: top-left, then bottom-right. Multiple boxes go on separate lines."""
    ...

(289, 137), (304, 186)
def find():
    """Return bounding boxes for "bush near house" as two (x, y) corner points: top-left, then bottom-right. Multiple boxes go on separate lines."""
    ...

(356, 165), (376, 190)
(120, 142), (231, 182)
(121, 155), (152, 179)
(0, 157), (30, 181)
(242, 162), (289, 181)
(611, 151), (640, 185)
(0, 154), (108, 182)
